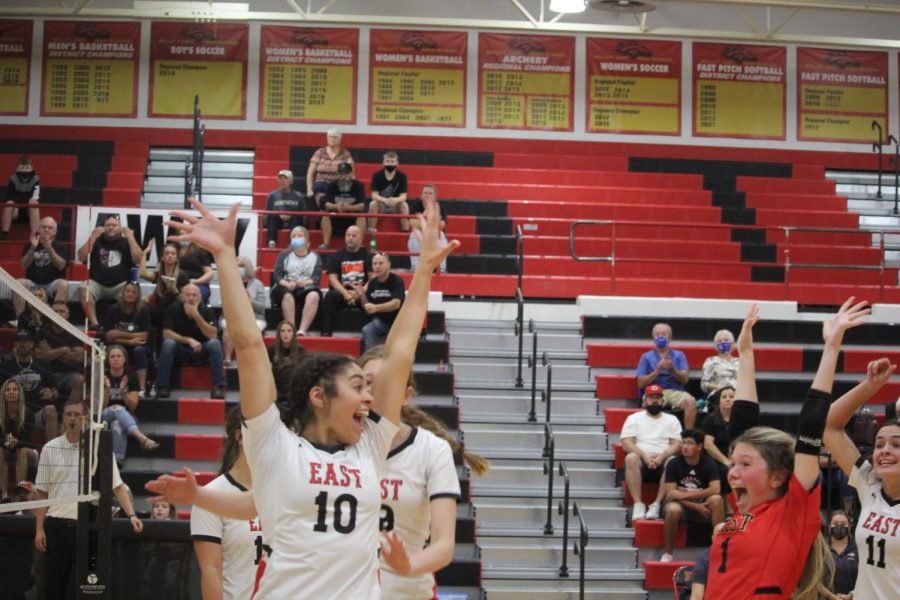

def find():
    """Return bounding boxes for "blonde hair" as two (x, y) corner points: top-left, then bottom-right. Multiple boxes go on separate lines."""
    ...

(714, 329), (735, 343)
(793, 533), (833, 600)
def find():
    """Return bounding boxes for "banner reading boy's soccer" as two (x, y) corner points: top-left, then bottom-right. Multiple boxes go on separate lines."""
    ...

(478, 33), (574, 131)
(693, 42), (786, 140)
(797, 47), (888, 143)
(369, 29), (466, 127)
(586, 38), (681, 135)
(41, 21), (139, 117)
(0, 20), (31, 116)
(149, 22), (247, 119)
(259, 26), (358, 124)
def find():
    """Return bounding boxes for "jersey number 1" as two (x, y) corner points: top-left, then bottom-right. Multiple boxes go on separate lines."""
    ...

(865, 535), (886, 569)
(313, 491), (358, 534)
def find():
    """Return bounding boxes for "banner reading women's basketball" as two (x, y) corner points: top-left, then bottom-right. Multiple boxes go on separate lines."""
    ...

(478, 32), (574, 131)
(797, 47), (888, 143)
(586, 38), (681, 135)
(692, 42), (786, 140)
(259, 26), (358, 124)
(0, 20), (31, 115)
(149, 22), (247, 119)
(369, 29), (467, 127)
(41, 21), (139, 117)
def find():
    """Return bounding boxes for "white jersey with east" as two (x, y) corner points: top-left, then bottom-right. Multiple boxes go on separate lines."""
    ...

(243, 404), (397, 599)
(380, 427), (461, 599)
(190, 473), (263, 600)
(850, 459), (900, 599)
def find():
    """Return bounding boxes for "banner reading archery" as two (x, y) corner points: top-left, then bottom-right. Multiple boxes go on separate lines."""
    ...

(260, 26), (357, 123)
(586, 38), (681, 135)
(0, 20), (31, 115)
(41, 21), (139, 117)
(797, 47), (887, 143)
(693, 42), (786, 139)
(150, 22), (247, 119)
(369, 29), (466, 127)
(478, 33), (574, 131)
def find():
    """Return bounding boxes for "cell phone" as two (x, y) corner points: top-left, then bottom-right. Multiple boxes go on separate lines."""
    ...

(161, 276), (176, 284)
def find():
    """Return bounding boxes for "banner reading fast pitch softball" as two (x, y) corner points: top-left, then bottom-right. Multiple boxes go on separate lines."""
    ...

(149, 22), (247, 119)
(797, 47), (887, 143)
(259, 26), (357, 124)
(369, 29), (466, 127)
(478, 33), (574, 131)
(693, 42), (786, 140)
(41, 21), (139, 117)
(0, 20), (31, 115)
(586, 38), (681, 135)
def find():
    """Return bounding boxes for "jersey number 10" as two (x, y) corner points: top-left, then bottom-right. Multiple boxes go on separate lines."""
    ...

(313, 491), (358, 534)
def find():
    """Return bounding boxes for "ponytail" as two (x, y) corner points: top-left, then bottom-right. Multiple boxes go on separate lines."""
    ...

(217, 406), (243, 475)
(401, 404), (490, 477)
(792, 532), (833, 600)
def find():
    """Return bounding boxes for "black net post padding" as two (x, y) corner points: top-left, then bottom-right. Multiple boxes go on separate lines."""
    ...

(77, 428), (112, 598)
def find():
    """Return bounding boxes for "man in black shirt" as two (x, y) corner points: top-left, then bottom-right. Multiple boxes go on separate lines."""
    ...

(319, 162), (366, 250)
(15, 216), (69, 314)
(0, 330), (59, 439)
(77, 214), (142, 328)
(1, 156), (40, 239)
(368, 151), (409, 234)
(156, 283), (226, 399)
(361, 252), (405, 350)
(319, 225), (371, 336)
(264, 169), (308, 249)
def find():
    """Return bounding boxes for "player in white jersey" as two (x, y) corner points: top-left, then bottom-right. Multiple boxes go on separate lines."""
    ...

(160, 196), (457, 598)
(824, 357), (900, 599)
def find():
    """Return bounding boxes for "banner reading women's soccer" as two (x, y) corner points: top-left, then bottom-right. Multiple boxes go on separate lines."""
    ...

(797, 47), (888, 143)
(478, 32), (574, 131)
(259, 26), (358, 124)
(41, 21), (139, 117)
(149, 22), (247, 119)
(692, 42), (786, 140)
(369, 29), (467, 127)
(586, 38), (681, 135)
(0, 20), (31, 115)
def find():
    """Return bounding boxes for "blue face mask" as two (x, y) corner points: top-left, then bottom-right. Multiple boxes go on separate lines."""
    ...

(291, 238), (306, 250)
(716, 341), (732, 354)
(655, 336), (668, 349)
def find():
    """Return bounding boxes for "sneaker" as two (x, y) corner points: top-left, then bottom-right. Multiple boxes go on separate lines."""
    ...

(660, 552), (674, 562)
(268, 241), (276, 249)
(318, 243), (329, 250)
(631, 502), (647, 521)
(155, 387), (171, 399)
(211, 387), (227, 399)
(297, 330), (306, 337)
(646, 503), (661, 520)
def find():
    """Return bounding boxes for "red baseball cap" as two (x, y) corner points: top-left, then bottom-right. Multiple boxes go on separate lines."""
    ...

(645, 384), (664, 397)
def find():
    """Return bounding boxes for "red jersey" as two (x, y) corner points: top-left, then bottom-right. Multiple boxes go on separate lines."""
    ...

(705, 474), (821, 599)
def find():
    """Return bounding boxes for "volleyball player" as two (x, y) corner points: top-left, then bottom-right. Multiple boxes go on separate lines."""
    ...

(823, 357), (899, 599)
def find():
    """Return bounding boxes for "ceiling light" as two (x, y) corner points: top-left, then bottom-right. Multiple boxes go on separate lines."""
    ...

(550, 0), (587, 14)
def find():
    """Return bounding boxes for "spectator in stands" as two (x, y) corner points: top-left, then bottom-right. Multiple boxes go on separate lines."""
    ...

(16, 286), (48, 337)
(700, 329), (739, 407)
(361, 252), (405, 350)
(177, 242), (214, 305)
(306, 128), (353, 214)
(0, 156), (40, 240)
(271, 227), (322, 337)
(156, 283), (226, 400)
(102, 345), (158, 463)
(103, 281), (152, 394)
(319, 162), (366, 250)
(34, 301), (84, 406)
(264, 169), (308, 249)
(150, 500), (176, 520)
(621, 383), (683, 522)
(368, 151), (410, 233)
(822, 510), (858, 599)
(0, 378), (39, 502)
(0, 330), (58, 439)
(77, 214), (142, 329)
(319, 225), (372, 336)
(15, 216), (69, 315)
(222, 256), (267, 366)
(267, 320), (306, 366)
(661, 428), (724, 562)
(140, 240), (189, 329)
(701, 385), (735, 497)
(636, 323), (698, 428)
(408, 185), (448, 273)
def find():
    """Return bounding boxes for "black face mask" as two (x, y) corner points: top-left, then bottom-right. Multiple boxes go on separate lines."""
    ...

(17, 172), (33, 182)
(830, 525), (849, 540)
(384, 165), (397, 173)
(646, 404), (664, 416)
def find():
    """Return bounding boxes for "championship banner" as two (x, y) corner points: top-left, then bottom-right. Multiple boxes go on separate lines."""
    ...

(692, 42), (786, 140)
(149, 22), (247, 119)
(586, 38), (681, 135)
(0, 20), (32, 115)
(259, 26), (358, 124)
(478, 33), (574, 131)
(797, 47), (888, 143)
(41, 21), (139, 117)
(369, 29), (466, 127)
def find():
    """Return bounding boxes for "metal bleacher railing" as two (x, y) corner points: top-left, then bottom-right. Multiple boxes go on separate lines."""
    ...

(184, 95), (205, 206)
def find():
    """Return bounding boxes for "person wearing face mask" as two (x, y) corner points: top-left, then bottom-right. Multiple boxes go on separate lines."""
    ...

(820, 510), (858, 599)
(271, 227), (322, 337)
(368, 151), (409, 234)
(319, 162), (366, 250)
(264, 169), (308, 249)
(621, 383), (683, 522)
(222, 257), (268, 365)
(700, 329), (739, 410)
(636, 322), (698, 428)
(0, 156), (41, 240)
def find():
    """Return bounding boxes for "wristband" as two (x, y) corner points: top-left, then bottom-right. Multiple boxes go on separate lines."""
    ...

(127, 514), (136, 519)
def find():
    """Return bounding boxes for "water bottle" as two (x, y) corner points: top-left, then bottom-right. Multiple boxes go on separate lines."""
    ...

(369, 232), (377, 252)
(130, 266), (139, 282)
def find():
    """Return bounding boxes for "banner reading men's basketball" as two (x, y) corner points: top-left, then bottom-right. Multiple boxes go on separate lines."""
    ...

(586, 38), (681, 135)
(0, 20), (31, 115)
(41, 21), (139, 117)
(478, 33), (574, 131)
(797, 47), (888, 143)
(259, 26), (358, 124)
(149, 22), (248, 119)
(692, 42), (786, 140)
(369, 29), (467, 127)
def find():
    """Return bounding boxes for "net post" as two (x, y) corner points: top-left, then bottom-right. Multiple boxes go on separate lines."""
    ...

(77, 428), (112, 599)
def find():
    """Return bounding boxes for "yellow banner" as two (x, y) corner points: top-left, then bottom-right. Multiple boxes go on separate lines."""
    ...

(371, 104), (463, 125)
(800, 84), (885, 113)
(481, 94), (526, 127)
(152, 60), (243, 117)
(695, 80), (784, 137)
(483, 71), (570, 96)
(527, 96), (570, 129)
(373, 67), (464, 106)
(261, 64), (354, 121)
(590, 104), (680, 134)
(591, 76), (678, 105)
(0, 57), (28, 113)
(43, 59), (134, 115)
(801, 114), (887, 141)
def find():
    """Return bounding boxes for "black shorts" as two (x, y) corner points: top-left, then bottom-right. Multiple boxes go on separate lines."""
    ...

(640, 463), (664, 482)
(270, 285), (320, 308)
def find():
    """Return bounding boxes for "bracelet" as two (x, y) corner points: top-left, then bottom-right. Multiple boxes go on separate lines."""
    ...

(127, 514), (136, 519)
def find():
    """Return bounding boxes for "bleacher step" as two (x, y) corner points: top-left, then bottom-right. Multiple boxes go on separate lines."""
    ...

(481, 541), (636, 569)
(148, 148), (255, 163)
(475, 501), (626, 530)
